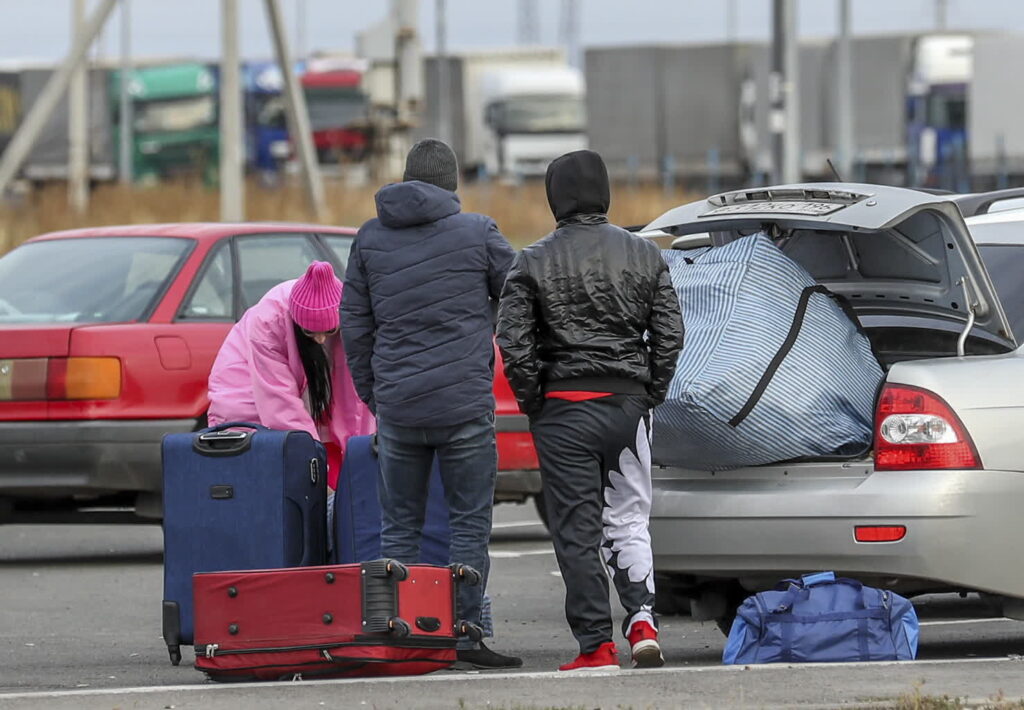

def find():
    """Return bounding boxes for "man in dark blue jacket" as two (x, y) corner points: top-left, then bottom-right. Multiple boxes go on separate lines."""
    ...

(341, 139), (520, 669)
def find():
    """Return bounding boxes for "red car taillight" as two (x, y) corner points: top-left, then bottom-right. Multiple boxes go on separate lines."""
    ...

(0, 357), (121, 401)
(874, 383), (981, 471)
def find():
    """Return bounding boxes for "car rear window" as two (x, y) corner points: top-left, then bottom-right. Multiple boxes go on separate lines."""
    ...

(0, 237), (192, 324)
(978, 244), (1024, 339)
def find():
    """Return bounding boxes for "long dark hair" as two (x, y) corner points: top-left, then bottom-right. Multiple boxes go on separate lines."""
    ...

(293, 323), (332, 423)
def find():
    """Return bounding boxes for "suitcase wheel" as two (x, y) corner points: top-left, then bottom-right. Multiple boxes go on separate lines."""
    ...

(457, 620), (484, 642)
(385, 560), (409, 581)
(167, 645), (182, 666)
(364, 558), (409, 581)
(450, 563), (482, 587)
(388, 617), (411, 638)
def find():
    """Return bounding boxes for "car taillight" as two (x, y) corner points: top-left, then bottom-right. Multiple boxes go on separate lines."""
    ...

(874, 383), (980, 471)
(0, 357), (121, 401)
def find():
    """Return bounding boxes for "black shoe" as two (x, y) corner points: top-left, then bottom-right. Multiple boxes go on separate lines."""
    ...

(454, 642), (523, 670)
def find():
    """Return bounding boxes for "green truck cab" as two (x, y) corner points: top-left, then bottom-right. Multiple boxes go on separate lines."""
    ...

(110, 63), (219, 184)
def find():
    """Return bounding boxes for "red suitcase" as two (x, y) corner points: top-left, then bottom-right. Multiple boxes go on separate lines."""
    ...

(193, 560), (482, 681)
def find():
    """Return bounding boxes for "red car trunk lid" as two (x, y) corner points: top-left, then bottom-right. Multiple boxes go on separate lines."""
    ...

(0, 326), (74, 358)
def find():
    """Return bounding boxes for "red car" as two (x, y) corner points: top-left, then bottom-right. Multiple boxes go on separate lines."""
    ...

(0, 223), (539, 523)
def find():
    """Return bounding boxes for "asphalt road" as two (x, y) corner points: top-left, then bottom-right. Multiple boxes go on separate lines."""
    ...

(2, 503), (1024, 709)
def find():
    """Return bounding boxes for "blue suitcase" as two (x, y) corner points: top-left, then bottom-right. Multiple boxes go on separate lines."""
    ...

(161, 422), (327, 666)
(332, 434), (450, 565)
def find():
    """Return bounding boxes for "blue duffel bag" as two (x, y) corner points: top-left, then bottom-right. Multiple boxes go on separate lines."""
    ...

(654, 234), (884, 470)
(723, 572), (919, 665)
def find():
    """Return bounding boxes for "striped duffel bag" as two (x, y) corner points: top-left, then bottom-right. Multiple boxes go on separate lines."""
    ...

(653, 233), (883, 471)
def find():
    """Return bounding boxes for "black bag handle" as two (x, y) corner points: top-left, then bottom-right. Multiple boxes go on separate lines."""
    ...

(193, 422), (267, 457)
(729, 285), (874, 428)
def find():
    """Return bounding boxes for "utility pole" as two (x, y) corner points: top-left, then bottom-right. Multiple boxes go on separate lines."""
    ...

(263, 0), (325, 219)
(296, 0), (307, 60)
(392, 0), (422, 182)
(435, 0), (449, 145)
(770, 0), (800, 184)
(936, 0), (949, 30)
(220, 0), (244, 221)
(69, 0), (90, 213)
(726, 0), (738, 42)
(0, 0), (117, 197)
(559, 0), (580, 68)
(518, 0), (540, 45)
(118, 0), (133, 184)
(835, 0), (853, 179)
(393, 0), (421, 127)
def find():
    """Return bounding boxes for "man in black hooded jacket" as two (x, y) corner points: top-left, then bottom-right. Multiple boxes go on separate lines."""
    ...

(496, 150), (684, 672)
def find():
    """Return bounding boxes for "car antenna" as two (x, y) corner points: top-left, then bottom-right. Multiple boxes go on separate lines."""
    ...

(826, 158), (844, 182)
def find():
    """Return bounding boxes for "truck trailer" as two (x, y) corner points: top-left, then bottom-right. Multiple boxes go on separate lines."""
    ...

(419, 48), (586, 178)
(584, 42), (754, 188)
(109, 62), (219, 184)
(2, 65), (115, 182)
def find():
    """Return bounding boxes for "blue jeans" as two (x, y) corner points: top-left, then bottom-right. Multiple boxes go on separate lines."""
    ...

(376, 412), (497, 649)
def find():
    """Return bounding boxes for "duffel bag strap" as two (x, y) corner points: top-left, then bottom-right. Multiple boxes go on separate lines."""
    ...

(729, 285), (833, 428)
(801, 571), (837, 587)
(771, 572), (867, 612)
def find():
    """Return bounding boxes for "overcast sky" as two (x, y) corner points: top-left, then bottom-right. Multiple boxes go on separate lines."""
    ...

(3, 0), (1024, 63)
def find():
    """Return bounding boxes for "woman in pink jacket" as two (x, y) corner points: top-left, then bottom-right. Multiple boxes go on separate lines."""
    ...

(207, 261), (375, 490)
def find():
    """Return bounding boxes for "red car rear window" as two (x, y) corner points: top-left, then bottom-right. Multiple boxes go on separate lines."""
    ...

(0, 237), (193, 324)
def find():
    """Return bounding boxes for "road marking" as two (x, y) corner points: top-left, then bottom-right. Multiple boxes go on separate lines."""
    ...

(0, 657), (1020, 701)
(490, 547), (554, 558)
(492, 521), (543, 530)
(920, 617), (1018, 626)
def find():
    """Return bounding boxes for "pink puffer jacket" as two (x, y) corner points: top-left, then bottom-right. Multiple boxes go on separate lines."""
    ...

(207, 280), (375, 460)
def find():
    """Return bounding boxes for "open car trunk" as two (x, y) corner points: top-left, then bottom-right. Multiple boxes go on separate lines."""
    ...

(645, 183), (1017, 468)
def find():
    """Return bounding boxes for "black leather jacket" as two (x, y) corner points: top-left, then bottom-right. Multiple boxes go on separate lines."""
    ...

(496, 213), (684, 416)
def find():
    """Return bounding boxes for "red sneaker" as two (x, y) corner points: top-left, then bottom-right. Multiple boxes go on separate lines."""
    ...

(557, 641), (620, 672)
(627, 620), (665, 668)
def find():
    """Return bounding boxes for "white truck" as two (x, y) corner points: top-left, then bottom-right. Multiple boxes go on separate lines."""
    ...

(478, 66), (586, 177)
(968, 33), (1024, 188)
(419, 48), (587, 178)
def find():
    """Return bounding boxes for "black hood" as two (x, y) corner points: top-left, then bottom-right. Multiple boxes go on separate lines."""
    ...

(545, 150), (610, 223)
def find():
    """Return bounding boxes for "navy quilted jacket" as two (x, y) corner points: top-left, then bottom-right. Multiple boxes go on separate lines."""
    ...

(341, 181), (516, 427)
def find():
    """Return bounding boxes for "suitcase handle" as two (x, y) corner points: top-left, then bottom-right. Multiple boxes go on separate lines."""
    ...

(193, 422), (267, 457)
(299, 444), (327, 567)
(200, 421), (270, 434)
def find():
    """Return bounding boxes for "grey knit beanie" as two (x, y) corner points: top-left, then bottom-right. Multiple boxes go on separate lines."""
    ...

(404, 138), (459, 192)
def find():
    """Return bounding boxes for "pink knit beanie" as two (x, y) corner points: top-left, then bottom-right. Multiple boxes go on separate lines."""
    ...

(289, 261), (342, 332)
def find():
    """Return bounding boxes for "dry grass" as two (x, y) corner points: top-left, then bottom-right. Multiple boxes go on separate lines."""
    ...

(0, 178), (698, 254)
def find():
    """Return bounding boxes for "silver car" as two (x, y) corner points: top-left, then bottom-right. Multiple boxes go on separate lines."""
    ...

(643, 184), (1024, 630)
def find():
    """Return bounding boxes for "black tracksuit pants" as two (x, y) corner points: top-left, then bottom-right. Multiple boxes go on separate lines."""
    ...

(530, 394), (657, 654)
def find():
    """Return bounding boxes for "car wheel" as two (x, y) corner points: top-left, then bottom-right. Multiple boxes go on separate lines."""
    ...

(532, 491), (550, 531)
(654, 589), (691, 616)
(715, 615), (735, 636)
(713, 585), (749, 636)
(654, 573), (695, 616)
